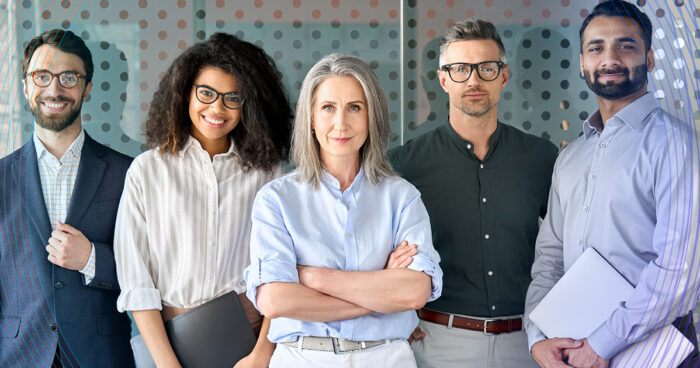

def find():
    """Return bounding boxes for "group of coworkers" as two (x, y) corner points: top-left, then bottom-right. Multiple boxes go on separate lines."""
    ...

(2, 0), (700, 367)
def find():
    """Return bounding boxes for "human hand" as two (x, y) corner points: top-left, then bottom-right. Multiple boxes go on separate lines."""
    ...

(565, 339), (608, 368)
(531, 338), (582, 368)
(46, 221), (92, 270)
(233, 350), (271, 368)
(386, 241), (418, 269)
(407, 327), (426, 343)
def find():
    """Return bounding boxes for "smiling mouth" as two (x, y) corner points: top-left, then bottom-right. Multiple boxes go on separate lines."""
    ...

(330, 137), (352, 143)
(40, 101), (69, 113)
(202, 115), (226, 126)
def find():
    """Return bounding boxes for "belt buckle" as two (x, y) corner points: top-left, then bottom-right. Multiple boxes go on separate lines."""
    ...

(483, 319), (497, 335)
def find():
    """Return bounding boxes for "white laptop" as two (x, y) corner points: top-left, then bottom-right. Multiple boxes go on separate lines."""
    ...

(529, 247), (693, 367)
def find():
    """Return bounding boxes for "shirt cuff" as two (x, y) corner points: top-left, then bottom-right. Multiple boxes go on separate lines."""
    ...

(79, 243), (96, 284)
(244, 259), (299, 311)
(587, 321), (629, 359)
(527, 325), (548, 353)
(407, 249), (443, 302)
(117, 288), (162, 313)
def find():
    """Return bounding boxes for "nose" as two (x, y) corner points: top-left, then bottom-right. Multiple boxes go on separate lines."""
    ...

(464, 68), (483, 87)
(599, 48), (622, 69)
(41, 77), (65, 97)
(333, 110), (348, 130)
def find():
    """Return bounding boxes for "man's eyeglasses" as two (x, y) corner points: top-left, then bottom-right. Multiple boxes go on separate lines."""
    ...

(440, 61), (505, 83)
(25, 70), (85, 88)
(194, 85), (244, 110)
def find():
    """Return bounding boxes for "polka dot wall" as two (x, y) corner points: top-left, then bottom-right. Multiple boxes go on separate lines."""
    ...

(0, 0), (699, 348)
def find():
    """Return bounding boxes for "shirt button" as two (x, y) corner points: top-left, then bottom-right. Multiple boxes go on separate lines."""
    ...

(488, 271), (493, 276)
(480, 164), (484, 169)
(50, 323), (57, 331)
(491, 305), (496, 311)
(467, 144), (472, 149)
(599, 142), (607, 148)
(346, 233), (352, 238)
(208, 242), (215, 247)
(482, 197), (487, 203)
(337, 197), (341, 202)
(577, 239), (582, 245)
(583, 206), (589, 212)
(590, 173), (596, 180)
(54, 282), (64, 289)
(484, 234), (490, 240)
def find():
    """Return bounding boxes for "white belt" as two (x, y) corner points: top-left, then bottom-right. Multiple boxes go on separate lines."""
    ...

(280, 336), (398, 354)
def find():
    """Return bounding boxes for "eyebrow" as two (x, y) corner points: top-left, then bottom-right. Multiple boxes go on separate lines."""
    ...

(586, 37), (639, 47)
(318, 100), (366, 105)
(196, 84), (239, 94)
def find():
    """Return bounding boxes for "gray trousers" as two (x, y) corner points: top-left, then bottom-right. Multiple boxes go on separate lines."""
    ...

(411, 319), (539, 368)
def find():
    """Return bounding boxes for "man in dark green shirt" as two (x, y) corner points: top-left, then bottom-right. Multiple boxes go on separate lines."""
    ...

(389, 19), (557, 368)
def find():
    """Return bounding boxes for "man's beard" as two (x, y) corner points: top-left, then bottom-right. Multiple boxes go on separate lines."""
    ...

(584, 63), (648, 100)
(458, 90), (494, 117)
(31, 95), (82, 132)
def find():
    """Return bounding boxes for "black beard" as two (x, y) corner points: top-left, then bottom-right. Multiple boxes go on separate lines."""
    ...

(31, 96), (82, 132)
(584, 63), (648, 100)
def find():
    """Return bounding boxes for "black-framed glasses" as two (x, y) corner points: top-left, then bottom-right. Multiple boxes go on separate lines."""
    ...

(440, 61), (505, 82)
(193, 85), (244, 110)
(25, 70), (85, 88)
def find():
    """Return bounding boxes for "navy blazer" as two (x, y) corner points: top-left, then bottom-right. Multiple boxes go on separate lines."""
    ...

(0, 133), (135, 368)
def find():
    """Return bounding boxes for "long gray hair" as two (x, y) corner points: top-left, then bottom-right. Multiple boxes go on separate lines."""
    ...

(291, 53), (395, 188)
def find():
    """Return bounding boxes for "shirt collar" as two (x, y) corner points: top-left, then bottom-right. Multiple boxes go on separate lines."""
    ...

(320, 165), (366, 193)
(583, 92), (658, 139)
(33, 129), (85, 162)
(180, 135), (237, 158)
(443, 118), (503, 157)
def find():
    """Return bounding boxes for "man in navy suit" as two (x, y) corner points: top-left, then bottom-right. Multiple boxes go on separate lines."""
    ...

(0, 29), (134, 367)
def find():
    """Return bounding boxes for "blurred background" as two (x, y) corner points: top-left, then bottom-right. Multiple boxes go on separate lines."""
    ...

(1, 0), (698, 338)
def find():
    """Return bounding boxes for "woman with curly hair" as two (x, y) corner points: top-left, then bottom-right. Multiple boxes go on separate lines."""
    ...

(114, 32), (292, 367)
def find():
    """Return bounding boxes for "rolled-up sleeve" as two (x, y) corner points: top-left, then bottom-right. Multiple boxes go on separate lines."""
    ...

(114, 163), (162, 312)
(394, 189), (443, 302)
(244, 188), (299, 310)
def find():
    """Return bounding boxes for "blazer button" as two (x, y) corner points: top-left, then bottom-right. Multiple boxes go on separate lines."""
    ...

(50, 323), (57, 331)
(54, 282), (64, 289)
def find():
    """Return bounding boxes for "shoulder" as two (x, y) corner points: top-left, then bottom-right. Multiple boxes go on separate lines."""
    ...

(257, 170), (304, 198)
(86, 135), (133, 169)
(376, 175), (422, 202)
(0, 143), (28, 169)
(501, 123), (558, 159)
(388, 126), (446, 170)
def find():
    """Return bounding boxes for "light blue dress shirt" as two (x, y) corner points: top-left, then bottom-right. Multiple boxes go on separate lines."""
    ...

(245, 167), (443, 343)
(524, 93), (700, 359)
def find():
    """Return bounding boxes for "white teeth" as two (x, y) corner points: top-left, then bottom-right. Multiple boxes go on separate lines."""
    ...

(203, 115), (225, 125)
(44, 102), (67, 109)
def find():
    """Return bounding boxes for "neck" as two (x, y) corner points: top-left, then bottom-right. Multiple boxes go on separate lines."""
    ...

(34, 120), (82, 159)
(322, 154), (361, 192)
(449, 107), (498, 161)
(597, 88), (647, 127)
(200, 139), (231, 161)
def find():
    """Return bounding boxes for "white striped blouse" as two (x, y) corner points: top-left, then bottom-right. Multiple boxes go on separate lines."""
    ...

(114, 136), (281, 312)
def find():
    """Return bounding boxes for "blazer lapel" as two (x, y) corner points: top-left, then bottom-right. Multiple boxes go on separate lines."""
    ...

(65, 134), (106, 225)
(21, 139), (52, 246)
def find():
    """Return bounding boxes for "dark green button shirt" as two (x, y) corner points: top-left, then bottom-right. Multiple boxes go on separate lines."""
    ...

(388, 121), (557, 317)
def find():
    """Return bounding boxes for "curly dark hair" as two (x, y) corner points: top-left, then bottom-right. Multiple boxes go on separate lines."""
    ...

(144, 32), (292, 171)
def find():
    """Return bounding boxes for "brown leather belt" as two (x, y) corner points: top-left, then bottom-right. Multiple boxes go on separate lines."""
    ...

(418, 309), (522, 335)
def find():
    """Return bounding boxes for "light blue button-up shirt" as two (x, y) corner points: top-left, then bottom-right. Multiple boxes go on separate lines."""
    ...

(524, 93), (700, 359)
(245, 167), (443, 343)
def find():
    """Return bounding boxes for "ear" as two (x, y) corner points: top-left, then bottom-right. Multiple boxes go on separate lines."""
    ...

(437, 69), (449, 93)
(82, 81), (93, 101)
(579, 53), (585, 79)
(22, 77), (29, 101)
(645, 49), (654, 72)
(500, 64), (510, 90)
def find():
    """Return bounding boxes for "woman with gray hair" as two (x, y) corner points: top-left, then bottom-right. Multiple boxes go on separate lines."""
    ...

(244, 53), (443, 366)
